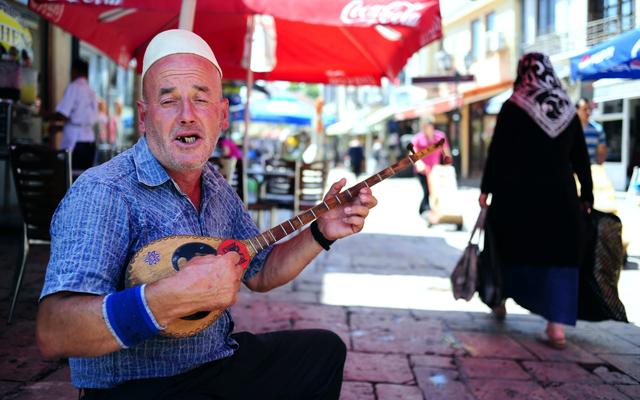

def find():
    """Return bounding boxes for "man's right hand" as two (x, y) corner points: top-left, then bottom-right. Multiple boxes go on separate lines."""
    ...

(148, 252), (243, 327)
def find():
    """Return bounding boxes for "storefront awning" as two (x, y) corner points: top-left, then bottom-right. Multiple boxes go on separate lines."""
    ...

(326, 104), (397, 136)
(461, 81), (512, 104)
(393, 94), (458, 121)
(570, 27), (640, 81)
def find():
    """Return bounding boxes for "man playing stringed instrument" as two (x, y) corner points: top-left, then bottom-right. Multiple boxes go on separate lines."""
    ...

(36, 29), (377, 399)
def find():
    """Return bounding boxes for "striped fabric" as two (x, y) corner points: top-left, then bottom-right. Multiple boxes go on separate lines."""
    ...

(41, 137), (272, 388)
(583, 121), (606, 164)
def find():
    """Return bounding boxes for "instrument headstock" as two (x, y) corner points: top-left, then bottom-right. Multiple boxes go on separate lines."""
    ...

(406, 138), (445, 164)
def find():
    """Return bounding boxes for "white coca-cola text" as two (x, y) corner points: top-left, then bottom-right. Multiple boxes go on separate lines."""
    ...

(340, 0), (427, 27)
(57, 0), (123, 5)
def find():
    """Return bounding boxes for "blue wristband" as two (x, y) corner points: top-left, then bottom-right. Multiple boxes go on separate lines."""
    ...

(103, 285), (163, 348)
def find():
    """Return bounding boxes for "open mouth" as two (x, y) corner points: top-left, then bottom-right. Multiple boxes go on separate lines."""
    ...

(177, 136), (198, 144)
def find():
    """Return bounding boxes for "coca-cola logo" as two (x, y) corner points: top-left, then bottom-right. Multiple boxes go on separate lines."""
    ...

(340, 0), (428, 27)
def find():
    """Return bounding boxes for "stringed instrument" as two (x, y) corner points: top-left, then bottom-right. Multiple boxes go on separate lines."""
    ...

(126, 139), (445, 337)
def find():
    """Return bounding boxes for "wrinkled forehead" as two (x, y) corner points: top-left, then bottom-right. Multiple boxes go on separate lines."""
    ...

(143, 53), (221, 97)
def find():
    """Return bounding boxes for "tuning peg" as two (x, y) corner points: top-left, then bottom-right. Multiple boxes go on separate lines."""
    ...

(406, 143), (416, 155)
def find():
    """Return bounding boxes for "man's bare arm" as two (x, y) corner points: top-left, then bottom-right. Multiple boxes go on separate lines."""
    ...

(37, 253), (242, 358)
(246, 179), (376, 292)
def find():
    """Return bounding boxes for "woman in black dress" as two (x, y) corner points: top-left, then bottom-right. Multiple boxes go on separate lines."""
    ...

(479, 53), (593, 348)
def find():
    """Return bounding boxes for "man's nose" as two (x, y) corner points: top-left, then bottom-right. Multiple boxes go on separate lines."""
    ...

(179, 99), (196, 125)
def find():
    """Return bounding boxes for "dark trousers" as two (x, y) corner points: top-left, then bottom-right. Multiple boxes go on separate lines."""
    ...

(72, 142), (96, 170)
(417, 173), (430, 214)
(82, 329), (346, 400)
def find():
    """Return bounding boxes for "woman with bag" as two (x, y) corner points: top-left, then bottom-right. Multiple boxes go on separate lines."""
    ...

(479, 53), (593, 349)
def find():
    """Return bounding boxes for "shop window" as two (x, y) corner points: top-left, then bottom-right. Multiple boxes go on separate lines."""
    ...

(537, 0), (557, 36)
(602, 120), (622, 162)
(470, 19), (480, 61)
(486, 12), (495, 32)
(602, 99), (623, 114)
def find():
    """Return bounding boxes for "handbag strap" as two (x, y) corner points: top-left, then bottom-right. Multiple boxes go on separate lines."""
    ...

(468, 208), (487, 245)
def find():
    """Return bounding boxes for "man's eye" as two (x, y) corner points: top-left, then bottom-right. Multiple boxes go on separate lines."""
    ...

(160, 98), (178, 105)
(195, 98), (209, 104)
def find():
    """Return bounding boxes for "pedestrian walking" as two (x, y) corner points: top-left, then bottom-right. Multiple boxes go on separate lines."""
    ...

(347, 137), (365, 177)
(576, 97), (608, 164)
(411, 115), (452, 216)
(479, 52), (593, 349)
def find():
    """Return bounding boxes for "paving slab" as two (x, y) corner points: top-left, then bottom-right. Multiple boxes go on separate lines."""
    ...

(343, 352), (413, 384)
(522, 361), (602, 384)
(467, 379), (563, 400)
(376, 383), (424, 400)
(548, 382), (633, 400)
(458, 358), (530, 380)
(452, 332), (535, 359)
(413, 367), (475, 400)
(339, 381), (374, 400)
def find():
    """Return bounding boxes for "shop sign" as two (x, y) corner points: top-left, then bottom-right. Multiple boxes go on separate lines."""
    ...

(0, 0), (32, 53)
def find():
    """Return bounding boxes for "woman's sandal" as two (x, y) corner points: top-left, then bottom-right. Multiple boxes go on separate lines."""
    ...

(537, 333), (567, 350)
(491, 302), (506, 321)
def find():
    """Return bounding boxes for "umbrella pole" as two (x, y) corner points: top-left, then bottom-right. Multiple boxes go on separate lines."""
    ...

(242, 15), (255, 207)
(179, 0), (197, 30)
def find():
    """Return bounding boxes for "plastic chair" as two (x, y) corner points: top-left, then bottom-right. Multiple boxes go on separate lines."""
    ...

(8, 144), (71, 323)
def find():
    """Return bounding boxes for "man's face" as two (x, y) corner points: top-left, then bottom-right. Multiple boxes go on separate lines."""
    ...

(138, 54), (228, 175)
(576, 101), (592, 125)
(423, 122), (434, 136)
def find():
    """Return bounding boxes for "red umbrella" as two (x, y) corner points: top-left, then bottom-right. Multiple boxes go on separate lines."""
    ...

(30, 0), (442, 85)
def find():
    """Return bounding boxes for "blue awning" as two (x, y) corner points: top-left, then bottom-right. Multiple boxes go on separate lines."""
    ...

(229, 95), (314, 126)
(570, 28), (640, 81)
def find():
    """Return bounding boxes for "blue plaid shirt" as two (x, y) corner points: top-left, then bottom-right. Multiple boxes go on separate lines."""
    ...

(41, 137), (271, 388)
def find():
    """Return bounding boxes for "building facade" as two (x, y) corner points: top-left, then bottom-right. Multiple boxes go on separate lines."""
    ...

(523, 0), (640, 190)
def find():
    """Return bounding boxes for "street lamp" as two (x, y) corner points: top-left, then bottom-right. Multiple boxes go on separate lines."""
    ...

(436, 48), (453, 73)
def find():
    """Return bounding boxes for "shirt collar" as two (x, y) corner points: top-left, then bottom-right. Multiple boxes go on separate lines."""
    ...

(132, 136), (221, 195)
(132, 136), (171, 187)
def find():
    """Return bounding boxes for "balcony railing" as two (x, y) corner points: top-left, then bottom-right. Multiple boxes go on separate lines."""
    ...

(586, 15), (636, 46)
(523, 15), (637, 57)
(523, 31), (575, 56)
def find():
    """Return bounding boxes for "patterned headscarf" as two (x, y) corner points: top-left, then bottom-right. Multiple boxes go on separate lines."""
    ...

(508, 53), (575, 138)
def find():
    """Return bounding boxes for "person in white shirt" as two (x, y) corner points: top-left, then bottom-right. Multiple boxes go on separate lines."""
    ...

(56, 60), (98, 170)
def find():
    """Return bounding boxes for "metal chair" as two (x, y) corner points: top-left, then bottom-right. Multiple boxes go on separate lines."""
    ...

(295, 160), (327, 214)
(8, 144), (71, 323)
(239, 158), (297, 228)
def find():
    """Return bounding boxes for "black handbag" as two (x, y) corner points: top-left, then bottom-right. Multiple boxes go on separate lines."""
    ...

(578, 210), (628, 322)
(450, 209), (485, 301)
(476, 208), (503, 309)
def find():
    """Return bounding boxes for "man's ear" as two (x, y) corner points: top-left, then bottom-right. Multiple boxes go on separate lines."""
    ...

(219, 98), (229, 131)
(137, 99), (146, 134)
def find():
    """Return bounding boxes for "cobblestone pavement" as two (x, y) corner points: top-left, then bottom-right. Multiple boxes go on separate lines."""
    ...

(1, 170), (639, 399)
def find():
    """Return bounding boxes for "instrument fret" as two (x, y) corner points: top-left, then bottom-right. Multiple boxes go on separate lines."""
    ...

(247, 238), (258, 254)
(248, 138), (444, 250)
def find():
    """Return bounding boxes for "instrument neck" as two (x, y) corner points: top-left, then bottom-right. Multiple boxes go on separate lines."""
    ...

(244, 139), (444, 254)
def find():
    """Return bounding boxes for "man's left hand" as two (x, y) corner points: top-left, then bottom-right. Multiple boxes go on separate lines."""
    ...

(316, 178), (377, 241)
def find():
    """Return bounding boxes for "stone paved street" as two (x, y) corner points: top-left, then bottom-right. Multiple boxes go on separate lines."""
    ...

(1, 169), (639, 399)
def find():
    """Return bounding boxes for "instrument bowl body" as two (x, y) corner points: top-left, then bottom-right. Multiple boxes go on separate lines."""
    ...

(126, 235), (255, 337)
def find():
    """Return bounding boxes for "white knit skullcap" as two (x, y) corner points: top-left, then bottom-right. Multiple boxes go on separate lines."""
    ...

(141, 29), (222, 82)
